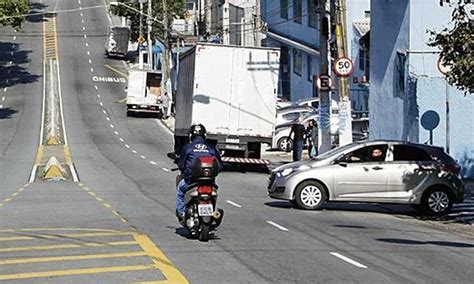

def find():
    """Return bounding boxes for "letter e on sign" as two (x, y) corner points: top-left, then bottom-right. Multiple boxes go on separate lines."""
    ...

(334, 57), (354, 77)
(316, 74), (333, 91)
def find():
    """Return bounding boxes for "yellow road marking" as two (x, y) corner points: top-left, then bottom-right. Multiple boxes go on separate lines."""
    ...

(0, 231), (133, 242)
(11, 192), (18, 197)
(18, 188), (25, 192)
(103, 203), (112, 208)
(0, 240), (137, 253)
(104, 64), (128, 78)
(3, 198), (12, 202)
(0, 251), (148, 265)
(88, 192), (97, 197)
(95, 197), (104, 202)
(134, 234), (189, 284)
(117, 97), (127, 104)
(64, 145), (73, 165)
(0, 264), (157, 281)
(34, 145), (44, 165)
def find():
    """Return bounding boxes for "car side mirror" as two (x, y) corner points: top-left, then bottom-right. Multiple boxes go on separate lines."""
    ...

(338, 161), (348, 167)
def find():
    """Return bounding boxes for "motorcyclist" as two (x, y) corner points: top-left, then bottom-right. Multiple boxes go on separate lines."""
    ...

(176, 124), (223, 224)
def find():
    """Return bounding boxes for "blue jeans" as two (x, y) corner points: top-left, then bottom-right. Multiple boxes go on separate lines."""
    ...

(176, 179), (189, 216)
(293, 141), (304, 161)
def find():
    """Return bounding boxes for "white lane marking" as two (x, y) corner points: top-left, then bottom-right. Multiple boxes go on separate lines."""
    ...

(80, 12), (83, 17)
(132, 150), (137, 154)
(97, 94), (101, 98)
(119, 138), (124, 142)
(150, 161), (157, 165)
(102, 109), (107, 114)
(0, 105), (3, 109)
(3, 88), (6, 92)
(10, 51), (14, 56)
(161, 167), (170, 172)
(110, 124), (114, 129)
(81, 19), (84, 24)
(82, 26), (86, 31)
(226, 200), (242, 208)
(94, 85), (98, 90)
(125, 144), (130, 149)
(140, 155), (146, 159)
(79, 6), (82, 10)
(88, 59), (92, 64)
(106, 117), (110, 121)
(330, 252), (368, 269)
(83, 34), (87, 39)
(85, 42), (89, 47)
(9, 61), (12, 65)
(1, 97), (5, 101)
(99, 102), (103, 107)
(87, 51), (90, 56)
(90, 68), (94, 73)
(13, 36), (16, 40)
(266, 221), (289, 232)
(78, 0), (81, 4)
(114, 131), (119, 135)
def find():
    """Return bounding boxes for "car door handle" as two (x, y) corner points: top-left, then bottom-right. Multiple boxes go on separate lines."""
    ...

(372, 166), (383, 170)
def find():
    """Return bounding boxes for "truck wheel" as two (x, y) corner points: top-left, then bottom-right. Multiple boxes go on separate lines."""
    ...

(277, 137), (293, 152)
(247, 142), (261, 158)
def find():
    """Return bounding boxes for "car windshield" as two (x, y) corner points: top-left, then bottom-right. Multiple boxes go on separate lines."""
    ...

(314, 143), (358, 161)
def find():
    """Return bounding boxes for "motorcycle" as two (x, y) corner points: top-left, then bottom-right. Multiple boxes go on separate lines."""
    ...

(174, 156), (224, 242)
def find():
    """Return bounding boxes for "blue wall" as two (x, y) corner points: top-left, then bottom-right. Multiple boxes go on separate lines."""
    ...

(370, 0), (474, 178)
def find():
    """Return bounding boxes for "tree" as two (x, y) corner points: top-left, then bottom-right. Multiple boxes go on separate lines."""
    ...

(0, 0), (30, 28)
(110, 0), (186, 44)
(428, 2), (474, 95)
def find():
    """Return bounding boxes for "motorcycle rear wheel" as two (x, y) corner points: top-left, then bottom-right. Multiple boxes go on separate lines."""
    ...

(198, 223), (210, 242)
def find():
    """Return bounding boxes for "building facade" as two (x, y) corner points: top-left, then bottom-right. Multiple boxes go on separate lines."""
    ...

(261, 0), (371, 108)
(370, 0), (474, 178)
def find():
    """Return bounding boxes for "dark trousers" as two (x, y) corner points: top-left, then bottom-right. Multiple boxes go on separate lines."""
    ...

(293, 141), (304, 161)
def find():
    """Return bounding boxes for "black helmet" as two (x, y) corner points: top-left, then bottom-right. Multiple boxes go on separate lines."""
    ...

(189, 124), (207, 140)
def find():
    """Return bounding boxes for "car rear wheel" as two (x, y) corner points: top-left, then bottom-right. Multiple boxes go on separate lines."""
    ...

(421, 188), (453, 216)
(277, 137), (293, 152)
(295, 181), (327, 210)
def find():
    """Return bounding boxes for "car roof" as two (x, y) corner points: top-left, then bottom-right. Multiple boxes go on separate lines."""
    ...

(277, 106), (315, 113)
(363, 139), (445, 150)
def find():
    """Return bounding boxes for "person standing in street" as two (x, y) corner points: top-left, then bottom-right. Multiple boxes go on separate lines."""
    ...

(287, 115), (306, 162)
(307, 119), (319, 159)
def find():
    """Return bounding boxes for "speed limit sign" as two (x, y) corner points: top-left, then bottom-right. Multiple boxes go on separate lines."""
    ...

(334, 57), (354, 77)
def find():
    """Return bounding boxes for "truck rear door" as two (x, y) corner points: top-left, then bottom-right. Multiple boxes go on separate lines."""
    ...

(127, 71), (146, 105)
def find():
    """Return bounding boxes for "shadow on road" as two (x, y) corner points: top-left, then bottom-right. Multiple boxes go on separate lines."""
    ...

(0, 107), (18, 119)
(0, 42), (41, 89)
(27, 2), (48, 23)
(377, 238), (474, 248)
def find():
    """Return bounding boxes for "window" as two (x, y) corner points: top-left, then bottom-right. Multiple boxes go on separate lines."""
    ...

(359, 48), (370, 79)
(307, 0), (319, 28)
(280, 0), (288, 19)
(344, 145), (388, 163)
(307, 55), (312, 81)
(293, 49), (302, 75)
(393, 145), (432, 161)
(282, 113), (300, 121)
(293, 0), (302, 23)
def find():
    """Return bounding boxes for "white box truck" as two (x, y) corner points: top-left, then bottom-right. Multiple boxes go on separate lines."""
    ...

(175, 43), (280, 164)
(126, 69), (165, 116)
(105, 27), (130, 58)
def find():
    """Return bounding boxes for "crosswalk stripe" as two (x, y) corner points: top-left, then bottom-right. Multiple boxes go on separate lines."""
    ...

(0, 241), (137, 253)
(0, 264), (156, 281)
(0, 251), (148, 265)
(0, 231), (133, 242)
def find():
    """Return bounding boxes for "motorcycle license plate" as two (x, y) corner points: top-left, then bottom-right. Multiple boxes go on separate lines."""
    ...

(198, 204), (214, 216)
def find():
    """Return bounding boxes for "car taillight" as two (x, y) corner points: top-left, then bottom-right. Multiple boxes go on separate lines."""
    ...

(197, 186), (213, 194)
(441, 163), (460, 175)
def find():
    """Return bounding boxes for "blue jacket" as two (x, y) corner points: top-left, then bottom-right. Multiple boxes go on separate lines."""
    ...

(178, 137), (223, 183)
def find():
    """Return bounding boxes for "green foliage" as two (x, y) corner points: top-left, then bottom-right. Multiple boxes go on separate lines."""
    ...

(428, 3), (474, 95)
(0, 0), (30, 28)
(110, 0), (186, 44)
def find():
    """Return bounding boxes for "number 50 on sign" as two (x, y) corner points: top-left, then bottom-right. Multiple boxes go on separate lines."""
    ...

(334, 57), (354, 77)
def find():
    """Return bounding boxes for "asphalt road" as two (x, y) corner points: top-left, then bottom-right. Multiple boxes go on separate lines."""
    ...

(1, 0), (473, 283)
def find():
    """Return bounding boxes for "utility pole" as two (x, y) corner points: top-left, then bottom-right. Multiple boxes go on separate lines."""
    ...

(139, 0), (145, 68)
(162, 0), (173, 116)
(222, 0), (230, 44)
(318, 0), (332, 153)
(147, 0), (153, 69)
(333, 0), (353, 146)
(205, 0), (212, 36)
(255, 0), (261, 46)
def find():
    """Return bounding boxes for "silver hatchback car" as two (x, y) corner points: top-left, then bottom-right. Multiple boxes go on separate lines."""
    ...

(268, 140), (464, 215)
